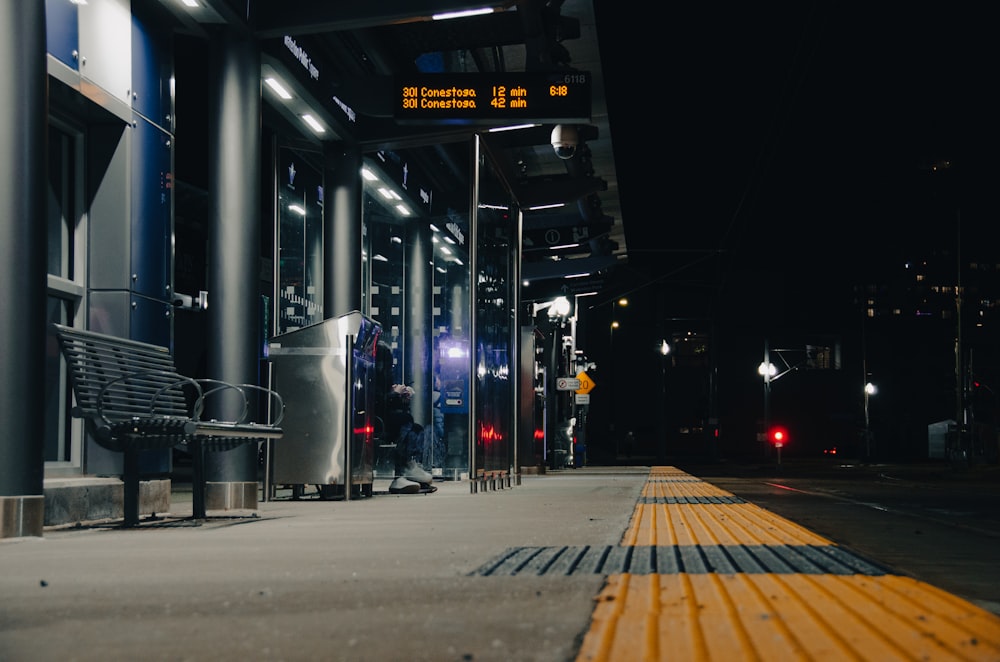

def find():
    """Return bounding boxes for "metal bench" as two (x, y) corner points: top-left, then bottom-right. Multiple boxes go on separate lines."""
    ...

(52, 323), (284, 527)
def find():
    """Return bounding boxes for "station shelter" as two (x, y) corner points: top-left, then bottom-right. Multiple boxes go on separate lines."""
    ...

(0, 1), (601, 537)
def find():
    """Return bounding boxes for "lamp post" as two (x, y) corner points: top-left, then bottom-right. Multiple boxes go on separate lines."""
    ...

(531, 295), (573, 470)
(864, 381), (877, 459)
(610, 319), (619, 457)
(659, 339), (670, 462)
(608, 297), (626, 459)
(757, 341), (777, 457)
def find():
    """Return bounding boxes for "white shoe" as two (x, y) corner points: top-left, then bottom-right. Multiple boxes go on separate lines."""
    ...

(404, 461), (433, 486)
(389, 476), (420, 494)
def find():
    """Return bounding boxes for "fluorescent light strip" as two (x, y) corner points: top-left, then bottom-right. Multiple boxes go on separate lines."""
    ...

(432, 7), (494, 20)
(361, 168), (379, 181)
(527, 203), (565, 211)
(301, 114), (325, 133)
(264, 77), (292, 100)
(488, 123), (539, 133)
(288, 204), (306, 216)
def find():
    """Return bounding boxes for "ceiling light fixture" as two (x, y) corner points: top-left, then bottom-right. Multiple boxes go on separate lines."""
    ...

(432, 7), (493, 20)
(301, 114), (325, 133)
(264, 77), (292, 100)
(488, 123), (539, 133)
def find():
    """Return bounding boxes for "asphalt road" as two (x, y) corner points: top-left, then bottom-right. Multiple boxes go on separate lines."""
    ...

(678, 459), (1000, 617)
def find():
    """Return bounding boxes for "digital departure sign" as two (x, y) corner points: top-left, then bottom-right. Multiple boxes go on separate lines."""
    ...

(394, 72), (591, 123)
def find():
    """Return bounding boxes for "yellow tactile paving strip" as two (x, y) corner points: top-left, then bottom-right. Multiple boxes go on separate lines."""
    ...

(575, 467), (1000, 661)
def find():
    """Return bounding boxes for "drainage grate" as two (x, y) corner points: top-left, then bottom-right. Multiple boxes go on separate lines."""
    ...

(472, 544), (890, 577)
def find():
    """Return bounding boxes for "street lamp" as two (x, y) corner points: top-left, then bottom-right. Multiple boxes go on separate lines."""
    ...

(758, 355), (777, 454)
(659, 340), (671, 462)
(606, 298), (629, 460)
(609, 319), (620, 456)
(864, 381), (877, 458)
(530, 295), (575, 470)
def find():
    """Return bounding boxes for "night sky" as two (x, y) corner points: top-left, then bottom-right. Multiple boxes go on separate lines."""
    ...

(596, 4), (992, 291)
(583, 4), (997, 459)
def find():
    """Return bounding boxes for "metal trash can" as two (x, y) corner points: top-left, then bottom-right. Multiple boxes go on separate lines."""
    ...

(268, 311), (381, 499)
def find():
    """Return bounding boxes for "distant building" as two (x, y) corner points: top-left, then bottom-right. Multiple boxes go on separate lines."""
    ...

(855, 243), (1000, 463)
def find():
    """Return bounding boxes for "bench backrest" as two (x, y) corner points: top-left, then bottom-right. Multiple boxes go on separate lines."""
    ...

(53, 324), (191, 423)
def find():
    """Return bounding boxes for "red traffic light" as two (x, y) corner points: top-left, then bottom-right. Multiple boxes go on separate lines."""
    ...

(769, 426), (788, 448)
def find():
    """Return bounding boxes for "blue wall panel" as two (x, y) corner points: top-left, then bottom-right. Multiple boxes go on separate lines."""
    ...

(130, 116), (172, 302)
(45, 0), (78, 70)
(131, 3), (174, 127)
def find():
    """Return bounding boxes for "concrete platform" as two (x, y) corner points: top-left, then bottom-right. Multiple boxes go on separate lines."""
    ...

(3, 467), (999, 661)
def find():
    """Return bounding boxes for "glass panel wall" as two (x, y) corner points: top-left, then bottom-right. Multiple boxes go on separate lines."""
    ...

(45, 120), (86, 472)
(472, 137), (518, 477)
(362, 148), (472, 480)
(276, 146), (324, 335)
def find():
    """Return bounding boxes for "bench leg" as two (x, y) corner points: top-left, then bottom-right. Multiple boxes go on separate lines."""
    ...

(191, 439), (206, 519)
(123, 448), (140, 527)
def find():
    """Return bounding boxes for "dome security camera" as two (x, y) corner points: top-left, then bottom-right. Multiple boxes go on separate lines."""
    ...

(550, 124), (578, 160)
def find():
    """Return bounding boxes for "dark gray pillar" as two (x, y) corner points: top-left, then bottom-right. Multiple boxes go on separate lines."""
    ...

(404, 222), (434, 428)
(0, 0), (46, 537)
(204, 29), (261, 497)
(323, 142), (362, 318)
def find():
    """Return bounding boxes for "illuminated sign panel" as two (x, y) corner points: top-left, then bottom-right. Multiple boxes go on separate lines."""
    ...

(394, 72), (591, 123)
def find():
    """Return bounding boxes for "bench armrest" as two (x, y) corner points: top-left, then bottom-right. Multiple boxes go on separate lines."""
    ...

(97, 370), (204, 426)
(235, 383), (286, 427)
(96, 373), (283, 429)
(192, 379), (284, 427)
